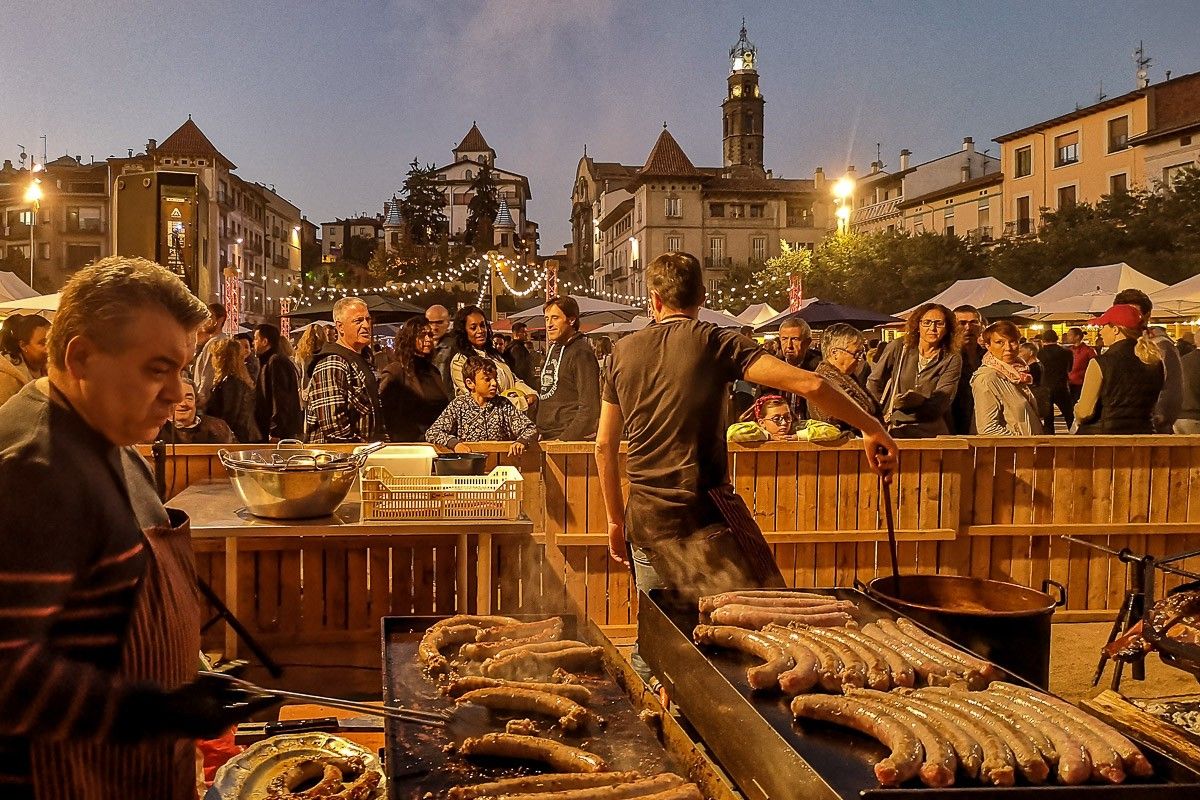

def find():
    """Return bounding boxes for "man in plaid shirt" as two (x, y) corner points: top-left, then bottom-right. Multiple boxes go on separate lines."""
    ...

(303, 298), (382, 443)
(427, 356), (538, 457)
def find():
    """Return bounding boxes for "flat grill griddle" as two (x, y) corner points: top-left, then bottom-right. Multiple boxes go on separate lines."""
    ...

(381, 614), (735, 800)
(639, 587), (1200, 800)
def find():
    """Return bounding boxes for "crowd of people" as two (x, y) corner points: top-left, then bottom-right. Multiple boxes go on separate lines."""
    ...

(1, 283), (1195, 451)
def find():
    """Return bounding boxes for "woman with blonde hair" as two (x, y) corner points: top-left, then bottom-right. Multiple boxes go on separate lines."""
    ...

(971, 321), (1043, 436)
(1074, 304), (1164, 434)
(867, 303), (962, 438)
(205, 336), (261, 442)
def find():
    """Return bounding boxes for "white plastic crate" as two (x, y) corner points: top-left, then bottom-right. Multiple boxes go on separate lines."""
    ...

(360, 465), (523, 521)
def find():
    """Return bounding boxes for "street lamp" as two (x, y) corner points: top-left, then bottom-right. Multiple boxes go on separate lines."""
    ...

(23, 179), (43, 289)
(832, 174), (855, 235)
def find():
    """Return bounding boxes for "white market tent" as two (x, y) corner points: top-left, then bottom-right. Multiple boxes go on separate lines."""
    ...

(899, 277), (1032, 316)
(508, 295), (642, 327)
(0, 272), (37, 303)
(588, 307), (742, 335)
(734, 302), (780, 327)
(0, 292), (61, 317)
(1150, 272), (1200, 316)
(1028, 263), (1166, 307)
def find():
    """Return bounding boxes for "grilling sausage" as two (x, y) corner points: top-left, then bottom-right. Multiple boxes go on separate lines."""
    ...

(894, 618), (998, 688)
(419, 623), (481, 673)
(459, 733), (607, 772)
(835, 626), (916, 689)
(460, 629), (563, 661)
(850, 693), (958, 787)
(791, 695), (923, 786)
(963, 691), (1090, 785)
(457, 687), (591, 732)
(904, 691), (1020, 786)
(874, 619), (981, 687)
(693, 624), (794, 690)
(493, 773), (687, 800)
(990, 682), (1151, 777)
(787, 625), (866, 689)
(848, 688), (983, 780)
(984, 686), (1124, 783)
(917, 688), (1054, 782)
(764, 624), (842, 691)
(698, 592), (857, 613)
(758, 626), (821, 694)
(448, 772), (641, 800)
(445, 676), (593, 704)
(483, 646), (604, 679)
(476, 617), (564, 642)
(708, 604), (854, 629)
(808, 626), (890, 690)
(860, 622), (953, 685)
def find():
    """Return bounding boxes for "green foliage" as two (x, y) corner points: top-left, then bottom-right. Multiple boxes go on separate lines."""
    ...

(343, 234), (378, 267)
(464, 164), (499, 251)
(398, 159), (448, 247)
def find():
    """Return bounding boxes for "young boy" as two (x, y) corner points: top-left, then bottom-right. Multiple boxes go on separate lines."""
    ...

(426, 355), (538, 457)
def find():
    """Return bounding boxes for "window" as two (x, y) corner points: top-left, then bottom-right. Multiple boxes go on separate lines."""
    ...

(1164, 163), (1193, 187)
(1016, 196), (1032, 234)
(943, 207), (955, 237)
(749, 204), (765, 218)
(730, 204), (745, 219)
(1107, 116), (1129, 153)
(67, 206), (103, 232)
(1057, 185), (1077, 209)
(66, 243), (101, 269)
(465, 169), (472, 179)
(666, 235), (682, 251)
(709, 203), (725, 217)
(39, 243), (50, 260)
(665, 197), (681, 217)
(709, 236), (725, 265)
(1110, 173), (1128, 195)
(1054, 132), (1079, 166)
(751, 236), (767, 262)
(500, 233), (509, 247)
(1182, 135), (1193, 147)
(1014, 146), (1033, 177)
(477, 155), (485, 163)
(978, 197), (991, 236)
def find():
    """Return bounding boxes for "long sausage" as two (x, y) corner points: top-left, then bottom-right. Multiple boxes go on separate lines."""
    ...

(693, 624), (794, 690)
(709, 604), (853, 629)
(419, 623), (480, 673)
(493, 773), (686, 800)
(457, 687), (591, 732)
(860, 622), (951, 685)
(448, 772), (640, 800)
(446, 676), (593, 704)
(791, 695), (923, 787)
(810, 626), (891, 690)
(916, 688), (1054, 782)
(459, 630), (562, 661)
(483, 646), (604, 679)
(847, 688), (981, 780)
(699, 593), (857, 613)
(874, 619), (979, 687)
(788, 625), (866, 689)
(904, 691), (1020, 786)
(853, 693), (958, 787)
(965, 691), (1090, 785)
(459, 733), (607, 772)
(990, 682), (1152, 778)
(984, 687), (1124, 783)
(894, 618), (998, 687)
(764, 624), (842, 691)
(476, 617), (564, 642)
(835, 626), (915, 688)
(758, 626), (820, 694)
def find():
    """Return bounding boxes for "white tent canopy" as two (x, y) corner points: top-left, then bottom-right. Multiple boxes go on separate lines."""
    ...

(0, 292), (61, 316)
(1150, 272), (1200, 315)
(588, 307), (742, 336)
(734, 302), (780, 326)
(508, 295), (642, 327)
(1028, 263), (1167, 307)
(0, 272), (36, 303)
(900, 277), (1032, 316)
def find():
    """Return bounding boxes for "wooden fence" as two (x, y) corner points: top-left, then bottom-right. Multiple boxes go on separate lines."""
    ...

(140, 437), (1200, 665)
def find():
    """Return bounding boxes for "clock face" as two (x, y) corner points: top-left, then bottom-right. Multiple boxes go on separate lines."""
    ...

(731, 85), (743, 98)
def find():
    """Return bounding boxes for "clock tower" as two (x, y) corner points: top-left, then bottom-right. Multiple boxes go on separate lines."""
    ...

(722, 22), (765, 177)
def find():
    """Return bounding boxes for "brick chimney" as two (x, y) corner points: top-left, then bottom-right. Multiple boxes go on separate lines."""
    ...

(147, 138), (157, 155)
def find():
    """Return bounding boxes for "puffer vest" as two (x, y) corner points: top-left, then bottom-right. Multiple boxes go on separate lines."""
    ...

(1078, 338), (1163, 434)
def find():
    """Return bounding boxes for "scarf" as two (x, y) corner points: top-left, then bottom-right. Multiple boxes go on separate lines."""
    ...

(983, 352), (1032, 384)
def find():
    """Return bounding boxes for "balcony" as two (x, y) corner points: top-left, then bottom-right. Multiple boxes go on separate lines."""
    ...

(965, 226), (993, 244)
(218, 192), (235, 210)
(63, 219), (106, 234)
(272, 253), (290, 269)
(704, 256), (733, 268)
(245, 239), (264, 255)
(1012, 218), (1035, 236)
(2, 223), (31, 240)
(850, 198), (901, 226)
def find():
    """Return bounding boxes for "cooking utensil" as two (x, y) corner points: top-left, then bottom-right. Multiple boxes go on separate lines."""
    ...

(201, 672), (448, 728)
(880, 478), (901, 592)
(206, 732), (385, 800)
(433, 452), (489, 476)
(218, 442), (384, 519)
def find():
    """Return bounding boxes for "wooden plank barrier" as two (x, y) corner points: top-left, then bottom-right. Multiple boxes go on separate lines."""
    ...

(138, 436), (1200, 658)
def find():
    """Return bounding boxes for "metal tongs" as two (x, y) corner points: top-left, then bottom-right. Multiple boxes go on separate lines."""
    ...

(202, 671), (448, 728)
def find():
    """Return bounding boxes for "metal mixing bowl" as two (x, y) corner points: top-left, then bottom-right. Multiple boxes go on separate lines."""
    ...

(218, 443), (382, 519)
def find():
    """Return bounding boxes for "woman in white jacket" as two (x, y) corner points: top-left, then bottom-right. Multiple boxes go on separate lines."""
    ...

(971, 320), (1044, 436)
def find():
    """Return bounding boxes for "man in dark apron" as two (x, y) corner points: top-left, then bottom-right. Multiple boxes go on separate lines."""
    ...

(596, 252), (897, 679)
(0, 257), (273, 799)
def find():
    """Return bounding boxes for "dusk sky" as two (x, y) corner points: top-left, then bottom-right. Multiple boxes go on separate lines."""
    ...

(3, 1), (1198, 251)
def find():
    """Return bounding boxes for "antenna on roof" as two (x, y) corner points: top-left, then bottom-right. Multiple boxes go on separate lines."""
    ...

(875, 142), (883, 169)
(1134, 41), (1151, 88)
(1097, 80), (1106, 103)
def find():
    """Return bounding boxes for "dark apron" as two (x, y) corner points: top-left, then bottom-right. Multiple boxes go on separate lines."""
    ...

(29, 509), (201, 800)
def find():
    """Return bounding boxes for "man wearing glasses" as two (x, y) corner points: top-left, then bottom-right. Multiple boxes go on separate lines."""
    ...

(304, 297), (382, 442)
(950, 305), (986, 435)
(763, 317), (821, 418)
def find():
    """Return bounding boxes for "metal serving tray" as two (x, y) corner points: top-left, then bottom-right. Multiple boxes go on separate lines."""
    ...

(639, 587), (1200, 800)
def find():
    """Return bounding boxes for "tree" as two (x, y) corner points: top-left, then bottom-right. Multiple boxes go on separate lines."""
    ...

(397, 159), (448, 247)
(343, 234), (378, 267)
(464, 164), (499, 251)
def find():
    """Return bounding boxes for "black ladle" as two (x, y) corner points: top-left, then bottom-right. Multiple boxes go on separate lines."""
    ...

(881, 478), (901, 594)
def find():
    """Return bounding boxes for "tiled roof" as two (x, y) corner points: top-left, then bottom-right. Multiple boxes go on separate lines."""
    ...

(384, 198), (403, 226)
(897, 171), (1003, 209)
(494, 197), (515, 227)
(156, 118), (235, 168)
(637, 129), (701, 177)
(455, 123), (492, 153)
